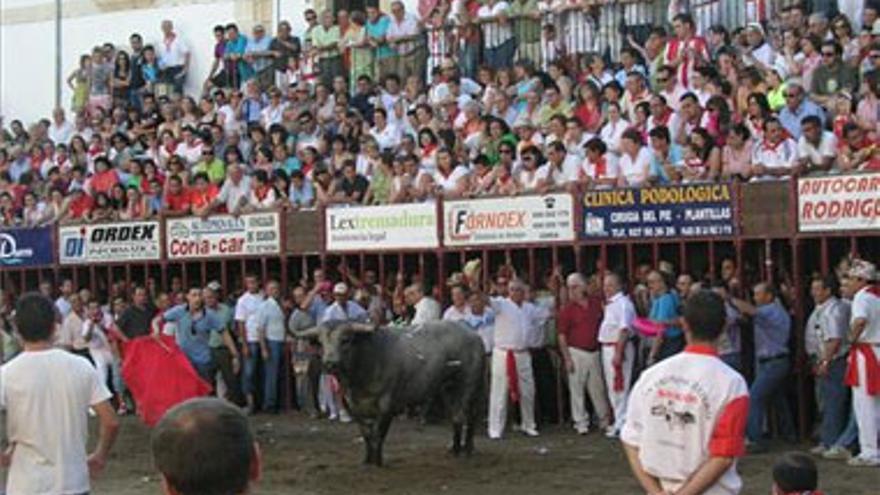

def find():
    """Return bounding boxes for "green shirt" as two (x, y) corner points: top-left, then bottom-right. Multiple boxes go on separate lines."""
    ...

(193, 159), (226, 184)
(312, 25), (341, 59)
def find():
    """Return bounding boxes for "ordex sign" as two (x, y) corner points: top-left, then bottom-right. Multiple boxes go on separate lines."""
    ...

(59, 222), (161, 264)
(444, 194), (575, 247)
(166, 212), (280, 259)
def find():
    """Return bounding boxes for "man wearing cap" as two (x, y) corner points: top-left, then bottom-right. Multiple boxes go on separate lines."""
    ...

(321, 282), (369, 324)
(843, 259), (880, 467)
(204, 283), (244, 406)
(235, 274), (265, 414)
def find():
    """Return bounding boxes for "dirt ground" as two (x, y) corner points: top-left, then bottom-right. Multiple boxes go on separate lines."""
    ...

(89, 413), (878, 495)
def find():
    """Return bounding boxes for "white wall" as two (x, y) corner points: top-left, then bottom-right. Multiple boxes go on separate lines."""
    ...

(0, 0), (236, 125)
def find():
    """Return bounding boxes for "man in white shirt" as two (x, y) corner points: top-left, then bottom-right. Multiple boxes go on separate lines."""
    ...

(443, 285), (473, 322)
(408, 283), (441, 326)
(797, 115), (837, 174)
(157, 19), (191, 94)
(844, 259), (880, 467)
(48, 107), (74, 145)
(751, 118), (798, 181)
(386, 1), (423, 81)
(318, 283), (365, 423)
(235, 274), (265, 414)
(486, 279), (550, 439)
(212, 164), (251, 214)
(536, 141), (580, 191)
(599, 272), (636, 437)
(55, 278), (74, 320)
(622, 290), (749, 495)
(1, 293), (119, 495)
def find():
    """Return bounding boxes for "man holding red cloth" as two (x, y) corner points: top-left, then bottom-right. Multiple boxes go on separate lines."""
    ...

(844, 259), (880, 467)
(558, 273), (609, 435)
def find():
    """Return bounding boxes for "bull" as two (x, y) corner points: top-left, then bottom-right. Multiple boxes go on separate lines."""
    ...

(295, 320), (486, 466)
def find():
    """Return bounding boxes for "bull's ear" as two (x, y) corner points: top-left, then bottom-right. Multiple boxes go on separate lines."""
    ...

(349, 322), (376, 333)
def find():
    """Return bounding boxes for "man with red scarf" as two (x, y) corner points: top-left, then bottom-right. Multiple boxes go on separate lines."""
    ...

(599, 271), (636, 438)
(843, 259), (880, 467)
(663, 14), (709, 91)
(750, 117), (798, 181)
(485, 279), (549, 439)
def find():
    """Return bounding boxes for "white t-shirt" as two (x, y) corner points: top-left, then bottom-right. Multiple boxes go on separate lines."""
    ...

(489, 297), (549, 350)
(618, 147), (653, 186)
(622, 347), (749, 495)
(751, 138), (797, 180)
(598, 292), (635, 343)
(536, 154), (580, 187)
(235, 291), (266, 343)
(157, 34), (190, 69)
(851, 287), (880, 344)
(797, 131), (837, 168)
(433, 166), (470, 192)
(477, 2), (512, 48)
(0, 349), (111, 495)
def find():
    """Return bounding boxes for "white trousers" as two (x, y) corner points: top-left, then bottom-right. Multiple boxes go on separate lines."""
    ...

(852, 345), (880, 459)
(489, 349), (536, 437)
(602, 341), (634, 432)
(568, 347), (610, 429)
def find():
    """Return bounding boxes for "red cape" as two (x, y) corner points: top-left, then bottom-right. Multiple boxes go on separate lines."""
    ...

(121, 335), (212, 426)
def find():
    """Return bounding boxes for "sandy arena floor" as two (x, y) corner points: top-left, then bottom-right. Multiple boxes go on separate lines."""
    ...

(85, 413), (880, 495)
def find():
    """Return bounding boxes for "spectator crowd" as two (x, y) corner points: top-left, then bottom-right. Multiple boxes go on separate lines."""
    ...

(1, 1), (880, 226)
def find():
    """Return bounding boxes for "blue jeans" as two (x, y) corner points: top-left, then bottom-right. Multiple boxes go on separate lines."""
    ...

(459, 44), (479, 79)
(262, 340), (284, 411)
(747, 356), (795, 443)
(243, 343), (261, 398)
(815, 357), (850, 447)
(484, 38), (516, 71)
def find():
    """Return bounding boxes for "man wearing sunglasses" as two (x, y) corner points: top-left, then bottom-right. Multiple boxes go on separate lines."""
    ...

(811, 40), (858, 111)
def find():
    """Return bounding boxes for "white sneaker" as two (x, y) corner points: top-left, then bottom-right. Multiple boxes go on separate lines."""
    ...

(488, 433), (502, 440)
(575, 424), (590, 435)
(604, 426), (619, 438)
(847, 455), (880, 467)
(522, 427), (539, 437)
(339, 410), (353, 423)
(328, 413), (339, 421)
(809, 445), (827, 455)
(822, 446), (852, 460)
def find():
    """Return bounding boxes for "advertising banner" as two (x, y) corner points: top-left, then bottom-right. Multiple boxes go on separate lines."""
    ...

(798, 173), (880, 232)
(325, 203), (438, 252)
(582, 184), (736, 239)
(166, 212), (281, 259)
(444, 194), (574, 247)
(0, 227), (54, 267)
(59, 221), (161, 264)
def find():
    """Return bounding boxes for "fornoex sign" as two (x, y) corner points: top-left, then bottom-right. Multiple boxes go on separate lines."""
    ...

(798, 173), (880, 232)
(325, 202), (438, 252)
(165, 212), (280, 259)
(444, 194), (574, 247)
(59, 221), (161, 264)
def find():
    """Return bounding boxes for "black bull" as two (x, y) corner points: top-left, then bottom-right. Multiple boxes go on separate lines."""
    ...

(295, 320), (486, 466)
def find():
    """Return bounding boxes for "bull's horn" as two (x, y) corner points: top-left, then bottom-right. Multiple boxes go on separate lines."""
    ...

(349, 322), (376, 333)
(294, 326), (322, 338)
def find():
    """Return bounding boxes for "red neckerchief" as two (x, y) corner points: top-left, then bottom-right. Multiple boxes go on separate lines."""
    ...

(761, 132), (791, 153)
(163, 141), (178, 155)
(654, 108), (673, 127)
(254, 184), (271, 202)
(422, 143), (437, 157)
(593, 156), (607, 177)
